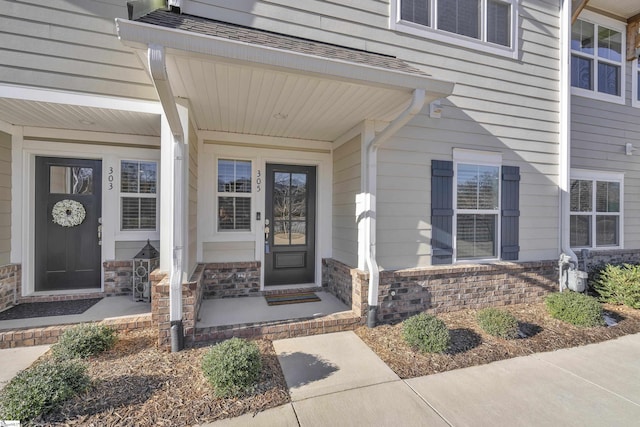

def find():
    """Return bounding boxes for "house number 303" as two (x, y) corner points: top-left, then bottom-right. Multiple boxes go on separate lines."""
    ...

(256, 170), (262, 192)
(107, 167), (114, 190)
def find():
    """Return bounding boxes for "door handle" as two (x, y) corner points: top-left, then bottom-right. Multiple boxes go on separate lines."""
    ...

(97, 223), (102, 246)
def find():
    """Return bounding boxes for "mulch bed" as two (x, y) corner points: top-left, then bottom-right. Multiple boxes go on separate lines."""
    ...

(35, 329), (290, 426)
(0, 299), (102, 321)
(20, 302), (640, 425)
(355, 303), (640, 379)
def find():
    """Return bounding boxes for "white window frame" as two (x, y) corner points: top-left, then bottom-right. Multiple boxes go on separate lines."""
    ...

(452, 149), (502, 262)
(215, 157), (254, 234)
(571, 10), (626, 105)
(633, 57), (640, 108)
(119, 159), (159, 234)
(570, 169), (624, 250)
(390, 0), (519, 59)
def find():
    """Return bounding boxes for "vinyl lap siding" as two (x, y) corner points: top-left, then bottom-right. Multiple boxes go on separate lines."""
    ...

(186, 0), (561, 269)
(0, 0), (156, 99)
(332, 136), (360, 267)
(0, 132), (10, 266)
(571, 61), (640, 248)
(188, 120), (198, 274)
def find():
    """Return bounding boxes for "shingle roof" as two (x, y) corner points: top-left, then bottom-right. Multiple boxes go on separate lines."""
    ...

(137, 9), (430, 76)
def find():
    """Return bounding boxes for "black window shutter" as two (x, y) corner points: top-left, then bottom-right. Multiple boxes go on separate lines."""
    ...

(431, 160), (453, 265)
(501, 166), (520, 261)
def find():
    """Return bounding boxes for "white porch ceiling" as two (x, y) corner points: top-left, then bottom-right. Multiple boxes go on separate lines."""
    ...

(588, 1), (640, 19)
(166, 53), (416, 142)
(0, 98), (160, 136)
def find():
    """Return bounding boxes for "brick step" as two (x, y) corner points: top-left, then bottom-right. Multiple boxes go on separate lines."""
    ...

(0, 313), (152, 349)
(203, 285), (325, 299)
(191, 311), (363, 345)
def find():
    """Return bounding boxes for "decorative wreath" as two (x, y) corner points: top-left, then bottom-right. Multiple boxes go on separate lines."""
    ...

(52, 199), (86, 227)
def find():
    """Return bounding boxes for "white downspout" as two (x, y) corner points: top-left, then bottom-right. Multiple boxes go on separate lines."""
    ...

(559, 0), (579, 290)
(364, 89), (426, 327)
(148, 44), (186, 348)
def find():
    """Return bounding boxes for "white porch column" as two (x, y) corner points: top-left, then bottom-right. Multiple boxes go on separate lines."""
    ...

(159, 105), (189, 323)
(10, 126), (23, 266)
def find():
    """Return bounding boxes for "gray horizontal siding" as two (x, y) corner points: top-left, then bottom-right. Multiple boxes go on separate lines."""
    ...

(571, 59), (640, 249)
(332, 136), (359, 267)
(182, 0), (562, 268)
(0, 132), (10, 266)
(0, 0), (156, 99)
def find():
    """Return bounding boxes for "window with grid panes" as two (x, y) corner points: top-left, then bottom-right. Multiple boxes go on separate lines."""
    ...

(398, 0), (513, 47)
(571, 16), (624, 101)
(121, 160), (157, 230)
(570, 176), (622, 249)
(455, 163), (500, 260)
(217, 159), (252, 231)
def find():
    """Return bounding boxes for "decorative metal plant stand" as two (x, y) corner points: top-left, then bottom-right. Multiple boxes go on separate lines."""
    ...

(132, 240), (159, 302)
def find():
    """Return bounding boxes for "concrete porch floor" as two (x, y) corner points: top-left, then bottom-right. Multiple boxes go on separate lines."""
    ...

(197, 291), (351, 328)
(0, 296), (151, 331)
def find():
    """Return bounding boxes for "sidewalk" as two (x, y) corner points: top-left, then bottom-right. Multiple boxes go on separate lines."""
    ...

(208, 331), (640, 427)
(0, 345), (50, 390)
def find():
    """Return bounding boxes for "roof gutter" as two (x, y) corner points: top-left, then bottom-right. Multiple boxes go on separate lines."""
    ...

(364, 88), (427, 327)
(148, 43), (186, 349)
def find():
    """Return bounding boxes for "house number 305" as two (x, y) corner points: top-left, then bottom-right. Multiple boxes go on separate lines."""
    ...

(256, 169), (262, 192)
(107, 167), (114, 190)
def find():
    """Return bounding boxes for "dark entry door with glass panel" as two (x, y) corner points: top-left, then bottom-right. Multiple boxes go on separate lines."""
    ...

(265, 164), (316, 285)
(34, 157), (102, 291)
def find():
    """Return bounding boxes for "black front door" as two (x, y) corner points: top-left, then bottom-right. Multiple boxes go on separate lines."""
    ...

(265, 164), (316, 285)
(35, 157), (102, 291)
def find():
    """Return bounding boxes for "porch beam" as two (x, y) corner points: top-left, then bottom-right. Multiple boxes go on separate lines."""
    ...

(571, 0), (589, 25)
(628, 14), (640, 61)
(0, 83), (162, 114)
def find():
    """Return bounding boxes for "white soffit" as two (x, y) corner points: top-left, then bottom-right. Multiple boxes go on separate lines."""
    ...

(588, 1), (640, 19)
(0, 98), (161, 137)
(117, 18), (454, 142)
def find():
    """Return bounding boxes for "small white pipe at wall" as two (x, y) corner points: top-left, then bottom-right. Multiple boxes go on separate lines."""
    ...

(148, 44), (185, 325)
(364, 89), (426, 327)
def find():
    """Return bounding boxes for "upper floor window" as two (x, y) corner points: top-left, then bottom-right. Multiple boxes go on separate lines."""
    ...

(571, 13), (625, 104)
(392, 0), (517, 58)
(121, 160), (158, 231)
(217, 159), (252, 231)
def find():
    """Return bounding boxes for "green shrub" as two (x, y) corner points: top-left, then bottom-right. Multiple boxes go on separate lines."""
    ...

(52, 323), (117, 360)
(0, 359), (89, 422)
(545, 291), (605, 327)
(202, 338), (262, 397)
(592, 263), (640, 309)
(476, 308), (519, 339)
(402, 313), (450, 353)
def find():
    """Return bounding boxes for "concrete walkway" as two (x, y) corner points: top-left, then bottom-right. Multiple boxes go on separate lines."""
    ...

(209, 331), (640, 427)
(0, 345), (50, 390)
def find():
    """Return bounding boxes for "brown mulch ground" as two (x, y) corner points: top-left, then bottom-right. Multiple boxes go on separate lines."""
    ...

(34, 330), (290, 426)
(355, 303), (640, 379)
(22, 303), (640, 425)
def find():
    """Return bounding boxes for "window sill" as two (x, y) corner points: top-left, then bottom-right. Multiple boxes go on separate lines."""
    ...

(571, 87), (626, 105)
(391, 20), (518, 60)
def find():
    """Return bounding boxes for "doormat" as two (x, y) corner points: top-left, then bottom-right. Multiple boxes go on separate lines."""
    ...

(0, 298), (103, 321)
(265, 292), (321, 306)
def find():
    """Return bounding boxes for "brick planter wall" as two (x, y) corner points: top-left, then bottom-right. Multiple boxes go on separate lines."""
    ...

(202, 262), (261, 298)
(577, 249), (640, 273)
(151, 267), (205, 351)
(0, 314), (151, 349)
(322, 258), (557, 324)
(103, 260), (134, 296)
(0, 264), (19, 313)
(323, 258), (368, 317)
